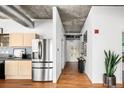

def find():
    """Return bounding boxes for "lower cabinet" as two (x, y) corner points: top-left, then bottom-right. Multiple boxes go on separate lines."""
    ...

(5, 60), (32, 79)
(5, 61), (18, 76)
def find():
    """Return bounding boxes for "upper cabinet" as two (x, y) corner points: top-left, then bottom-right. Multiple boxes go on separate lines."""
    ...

(23, 33), (38, 46)
(9, 33), (39, 47)
(9, 33), (24, 47)
(0, 34), (9, 47)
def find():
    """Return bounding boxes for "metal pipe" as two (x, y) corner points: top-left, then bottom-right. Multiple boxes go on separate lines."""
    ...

(0, 5), (34, 28)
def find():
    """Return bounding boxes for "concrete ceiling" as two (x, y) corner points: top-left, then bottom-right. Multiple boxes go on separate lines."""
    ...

(57, 5), (91, 33)
(0, 5), (91, 33)
(19, 5), (53, 19)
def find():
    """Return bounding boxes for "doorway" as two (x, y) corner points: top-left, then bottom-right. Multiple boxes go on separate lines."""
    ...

(66, 40), (80, 62)
(65, 35), (80, 62)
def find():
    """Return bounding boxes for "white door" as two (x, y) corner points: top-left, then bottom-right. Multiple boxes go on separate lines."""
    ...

(66, 40), (80, 62)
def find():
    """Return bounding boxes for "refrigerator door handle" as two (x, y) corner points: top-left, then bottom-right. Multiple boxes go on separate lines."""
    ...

(42, 40), (44, 60)
(38, 40), (42, 60)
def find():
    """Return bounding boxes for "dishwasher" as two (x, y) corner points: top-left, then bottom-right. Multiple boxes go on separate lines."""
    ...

(0, 60), (5, 79)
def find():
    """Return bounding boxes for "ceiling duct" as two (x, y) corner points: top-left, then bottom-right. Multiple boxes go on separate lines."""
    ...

(0, 5), (34, 28)
(64, 33), (82, 40)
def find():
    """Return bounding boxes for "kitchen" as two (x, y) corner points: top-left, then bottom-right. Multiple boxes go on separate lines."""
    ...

(0, 32), (53, 81)
(0, 33), (35, 79)
(0, 32), (36, 79)
(0, 6), (54, 82)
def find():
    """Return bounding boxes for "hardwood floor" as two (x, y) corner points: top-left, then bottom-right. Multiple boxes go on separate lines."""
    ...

(0, 62), (123, 88)
(57, 62), (92, 88)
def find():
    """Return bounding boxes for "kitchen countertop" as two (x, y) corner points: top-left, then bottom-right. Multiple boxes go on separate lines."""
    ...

(0, 57), (31, 61)
(6, 58), (31, 61)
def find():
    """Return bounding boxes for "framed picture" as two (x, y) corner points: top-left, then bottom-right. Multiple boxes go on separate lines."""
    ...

(83, 31), (87, 43)
(0, 28), (3, 33)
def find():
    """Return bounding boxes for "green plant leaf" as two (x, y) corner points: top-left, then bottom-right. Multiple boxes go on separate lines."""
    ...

(104, 50), (121, 77)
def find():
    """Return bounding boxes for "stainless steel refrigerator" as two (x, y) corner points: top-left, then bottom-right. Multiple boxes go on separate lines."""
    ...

(32, 39), (53, 81)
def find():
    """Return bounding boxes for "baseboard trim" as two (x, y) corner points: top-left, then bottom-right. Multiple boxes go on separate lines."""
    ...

(85, 73), (92, 84)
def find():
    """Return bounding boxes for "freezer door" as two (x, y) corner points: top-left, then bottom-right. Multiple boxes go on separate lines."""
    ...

(32, 68), (53, 81)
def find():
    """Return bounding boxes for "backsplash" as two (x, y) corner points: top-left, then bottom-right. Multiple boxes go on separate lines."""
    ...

(0, 47), (32, 57)
(0, 47), (13, 55)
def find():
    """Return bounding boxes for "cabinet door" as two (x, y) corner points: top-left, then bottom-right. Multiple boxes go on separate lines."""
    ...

(18, 61), (32, 76)
(9, 33), (24, 46)
(23, 33), (36, 46)
(5, 61), (18, 75)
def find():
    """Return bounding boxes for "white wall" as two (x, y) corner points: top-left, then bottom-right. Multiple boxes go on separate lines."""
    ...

(122, 33), (124, 52)
(81, 6), (124, 84)
(0, 19), (53, 39)
(81, 9), (94, 82)
(53, 7), (65, 83)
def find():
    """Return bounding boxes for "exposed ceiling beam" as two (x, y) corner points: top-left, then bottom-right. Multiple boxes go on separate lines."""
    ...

(0, 5), (34, 28)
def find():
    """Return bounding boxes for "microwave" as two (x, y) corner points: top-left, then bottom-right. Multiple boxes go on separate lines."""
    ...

(13, 48), (26, 58)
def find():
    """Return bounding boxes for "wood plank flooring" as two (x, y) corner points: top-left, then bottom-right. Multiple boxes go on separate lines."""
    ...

(0, 62), (123, 88)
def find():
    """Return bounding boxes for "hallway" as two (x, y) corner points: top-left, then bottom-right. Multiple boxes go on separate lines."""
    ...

(57, 62), (92, 88)
(0, 62), (123, 88)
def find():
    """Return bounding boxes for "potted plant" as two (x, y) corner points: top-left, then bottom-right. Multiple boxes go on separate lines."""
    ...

(103, 50), (121, 87)
(77, 57), (86, 73)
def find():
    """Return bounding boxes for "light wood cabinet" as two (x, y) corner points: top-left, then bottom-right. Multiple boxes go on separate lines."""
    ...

(9, 33), (24, 46)
(5, 60), (32, 79)
(23, 33), (36, 46)
(5, 61), (18, 76)
(9, 33), (38, 47)
(18, 61), (32, 76)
